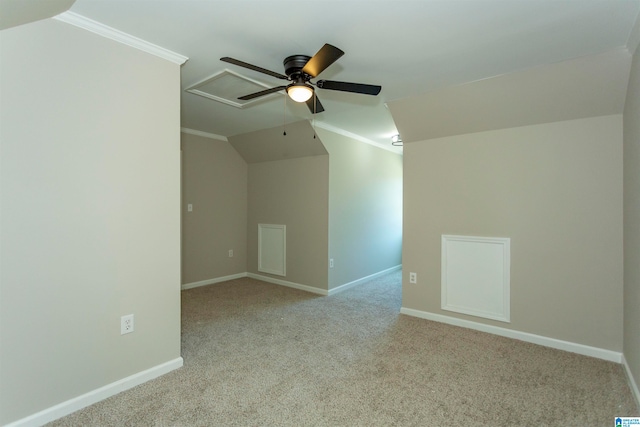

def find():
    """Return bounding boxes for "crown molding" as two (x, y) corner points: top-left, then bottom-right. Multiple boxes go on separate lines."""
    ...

(314, 122), (402, 154)
(53, 11), (188, 65)
(180, 128), (228, 142)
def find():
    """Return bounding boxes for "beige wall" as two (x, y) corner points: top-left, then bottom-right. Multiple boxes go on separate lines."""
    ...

(401, 116), (623, 351)
(624, 45), (640, 394)
(181, 132), (247, 284)
(0, 19), (182, 424)
(229, 120), (327, 163)
(247, 155), (329, 290)
(317, 128), (403, 289)
(193, 120), (401, 292)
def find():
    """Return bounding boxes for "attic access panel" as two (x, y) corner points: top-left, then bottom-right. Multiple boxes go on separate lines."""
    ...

(185, 69), (281, 108)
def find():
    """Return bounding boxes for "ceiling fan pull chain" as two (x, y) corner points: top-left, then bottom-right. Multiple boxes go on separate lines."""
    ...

(312, 93), (316, 139)
(283, 91), (287, 136)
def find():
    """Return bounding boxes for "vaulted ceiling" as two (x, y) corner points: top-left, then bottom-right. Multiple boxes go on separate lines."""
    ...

(6, 0), (640, 152)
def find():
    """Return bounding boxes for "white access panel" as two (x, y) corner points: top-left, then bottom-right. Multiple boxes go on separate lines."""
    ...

(441, 235), (510, 322)
(258, 224), (286, 276)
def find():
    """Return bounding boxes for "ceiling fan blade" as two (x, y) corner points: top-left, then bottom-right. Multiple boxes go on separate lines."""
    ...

(220, 57), (288, 80)
(306, 95), (325, 114)
(316, 80), (381, 96)
(238, 86), (287, 100)
(302, 44), (344, 78)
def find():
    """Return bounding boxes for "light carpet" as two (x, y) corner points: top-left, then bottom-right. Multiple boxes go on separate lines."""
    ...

(48, 270), (639, 426)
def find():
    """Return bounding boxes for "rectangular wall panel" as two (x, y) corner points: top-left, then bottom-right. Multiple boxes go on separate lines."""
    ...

(441, 235), (510, 322)
(258, 224), (286, 276)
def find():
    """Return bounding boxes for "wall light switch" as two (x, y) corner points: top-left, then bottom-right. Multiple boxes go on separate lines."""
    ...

(187, 204), (193, 212)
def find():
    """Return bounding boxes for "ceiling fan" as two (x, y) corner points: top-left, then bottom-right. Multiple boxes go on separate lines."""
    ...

(220, 44), (381, 114)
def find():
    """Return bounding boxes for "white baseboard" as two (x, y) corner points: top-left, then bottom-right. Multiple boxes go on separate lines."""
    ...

(181, 272), (247, 290)
(328, 264), (402, 296)
(6, 357), (183, 427)
(622, 354), (640, 410)
(400, 307), (622, 363)
(185, 267), (403, 297)
(247, 273), (328, 296)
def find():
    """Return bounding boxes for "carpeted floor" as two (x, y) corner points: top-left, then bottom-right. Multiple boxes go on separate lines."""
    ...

(49, 270), (638, 426)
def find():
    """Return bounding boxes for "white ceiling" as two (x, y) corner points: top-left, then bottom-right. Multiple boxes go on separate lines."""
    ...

(0, 0), (75, 30)
(48, 1), (640, 149)
(389, 48), (632, 142)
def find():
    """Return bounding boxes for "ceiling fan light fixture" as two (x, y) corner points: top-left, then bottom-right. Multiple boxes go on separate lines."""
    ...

(287, 83), (313, 103)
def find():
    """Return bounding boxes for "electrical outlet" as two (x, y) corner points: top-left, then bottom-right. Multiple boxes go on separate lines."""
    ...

(329, 258), (334, 268)
(121, 314), (134, 335)
(228, 249), (233, 258)
(409, 272), (417, 284)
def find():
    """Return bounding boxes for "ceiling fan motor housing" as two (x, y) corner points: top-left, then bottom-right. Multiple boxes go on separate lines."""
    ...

(283, 55), (311, 79)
